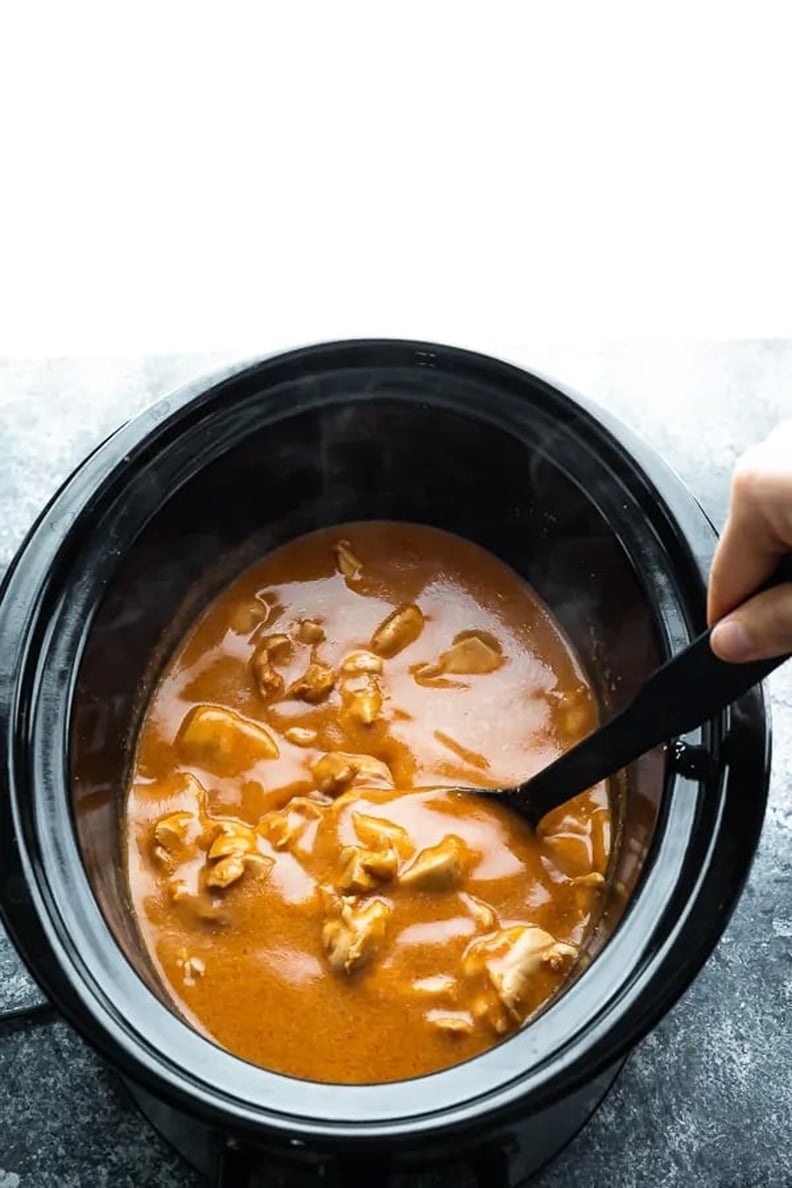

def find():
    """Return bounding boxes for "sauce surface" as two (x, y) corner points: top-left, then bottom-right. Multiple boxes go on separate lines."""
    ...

(126, 522), (610, 1083)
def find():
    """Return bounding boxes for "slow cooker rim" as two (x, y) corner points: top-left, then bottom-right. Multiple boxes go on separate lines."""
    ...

(0, 340), (770, 1144)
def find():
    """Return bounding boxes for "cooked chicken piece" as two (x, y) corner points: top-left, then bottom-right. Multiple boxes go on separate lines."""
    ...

(312, 752), (359, 794)
(318, 882), (342, 916)
(371, 603), (425, 658)
(139, 770), (207, 817)
(207, 821), (257, 860)
(338, 844), (399, 893)
(573, 871), (606, 887)
(553, 684), (594, 736)
(298, 618), (326, 645)
(228, 599), (270, 635)
(470, 994), (511, 1036)
(261, 632), (291, 660)
(176, 952), (206, 987)
(343, 680), (383, 726)
(261, 798), (323, 850)
(440, 630), (503, 674)
(154, 811), (194, 848)
(335, 540), (363, 583)
(205, 854), (246, 889)
(412, 974), (459, 1003)
(561, 704), (593, 735)
(322, 897), (392, 974)
(251, 655), (283, 699)
(427, 1011), (475, 1037)
(284, 726), (318, 747)
(177, 705), (279, 775)
(341, 650), (383, 675)
(352, 812), (414, 859)
(461, 892), (498, 932)
(250, 633), (292, 700)
(349, 754), (393, 786)
(152, 810), (196, 865)
(288, 663), (336, 704)
(205, 851), (274, 890)
(466, 926), (577, 1022)
(414, 630), (503, 684)
(399, 835), (469, 891)
(540, 832), (593, 880)
(168, 879), (228, 924)
(312, 751), (393, 795)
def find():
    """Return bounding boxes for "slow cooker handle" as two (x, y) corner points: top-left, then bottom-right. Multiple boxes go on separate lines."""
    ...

(215, 1141), (513, 1186)
(216, 1142), (395, 1187)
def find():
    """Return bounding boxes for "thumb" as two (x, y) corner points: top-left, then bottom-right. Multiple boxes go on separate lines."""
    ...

(710, 582), (792, 662)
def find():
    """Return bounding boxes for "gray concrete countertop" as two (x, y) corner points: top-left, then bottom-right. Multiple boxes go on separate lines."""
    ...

(1, 343), (790, 1187)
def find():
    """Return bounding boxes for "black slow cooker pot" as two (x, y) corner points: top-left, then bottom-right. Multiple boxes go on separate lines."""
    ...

(0, 341), (769, 1186)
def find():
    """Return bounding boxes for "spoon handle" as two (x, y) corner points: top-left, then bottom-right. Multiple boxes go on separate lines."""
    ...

(512, 555), (792, 824)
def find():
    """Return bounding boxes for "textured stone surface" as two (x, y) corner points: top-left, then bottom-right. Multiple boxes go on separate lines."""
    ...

(1, 343), (791, 1186)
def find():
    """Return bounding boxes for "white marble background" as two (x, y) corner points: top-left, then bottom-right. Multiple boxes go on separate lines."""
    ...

(0, 342), (790, 1187)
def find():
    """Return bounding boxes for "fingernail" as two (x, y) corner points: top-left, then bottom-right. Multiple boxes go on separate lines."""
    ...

(711, 619), (753, 662)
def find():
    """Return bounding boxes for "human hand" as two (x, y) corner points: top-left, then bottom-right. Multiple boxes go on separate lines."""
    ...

(708, 421), (792, 662)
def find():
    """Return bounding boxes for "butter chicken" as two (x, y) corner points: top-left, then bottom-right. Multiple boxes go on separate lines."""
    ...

(126, 522), (610, 1083)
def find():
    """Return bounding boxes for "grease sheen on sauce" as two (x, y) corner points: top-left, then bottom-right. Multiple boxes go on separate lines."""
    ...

(126, 523), (610, 1083)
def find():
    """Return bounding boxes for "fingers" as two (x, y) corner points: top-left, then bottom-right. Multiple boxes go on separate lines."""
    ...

(710, 583), (792, 662)
(707, 422), (792, 627)
(707, 506), (780, 626)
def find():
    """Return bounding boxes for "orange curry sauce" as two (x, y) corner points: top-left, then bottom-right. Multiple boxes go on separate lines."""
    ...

(126, 523), (610, 1083)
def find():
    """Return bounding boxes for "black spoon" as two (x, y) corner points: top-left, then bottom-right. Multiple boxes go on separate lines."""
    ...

(464, 556), (792, 827)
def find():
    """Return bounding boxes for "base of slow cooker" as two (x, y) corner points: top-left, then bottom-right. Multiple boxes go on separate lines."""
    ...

(124, 1058), (626, 1187)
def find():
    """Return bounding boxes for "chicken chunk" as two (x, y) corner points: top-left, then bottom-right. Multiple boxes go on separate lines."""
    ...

(169, 877), (228, 924)
(205, 851), (274, 891)
(177, 705), (279, 775)
(338, 844), (399, 893)
(551, 683), (595, 736)
(414, 630), (503, 684)
(371, 603), (425, 658)
(322, 897), (392, 974)
(470, 994), (511, 1036)
(466, 926), (577, 1022)
(284, 726), (318, 747)
(298, 618), (326, 646)
(342, 679), (383, 726)
(152, 810), (197, 866)
(412, 974), (458, 1001)
(427, 1010), (475, 1037)
(176, 952), (206, 987)
(573, 871), (606, 887)
(461, 892), (498, 932)
(539, 830), (594, 880)
(351, 755), (394, 786)
(288, 663), (336, 704)
(136, 770), (207, 821)
(443, 630), (503, 674)
(352, 812), (414, 859)
(399, 835), (469, 891)
(311, 751), (359, 794)
(261, 798), (323, 851)
(207, 820), (257, 860)
(228, 599), (271, 635)
(341, 650), (383, 675)
(312, 751), (393, 795)
(250, 633), (292, 700)
(251, 656), (283, 699)
(206, 854), (247, 889)
(335, 540), (363, 583)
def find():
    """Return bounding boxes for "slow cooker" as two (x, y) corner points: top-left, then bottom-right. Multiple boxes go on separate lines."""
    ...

(0, 341), (769, 1186)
